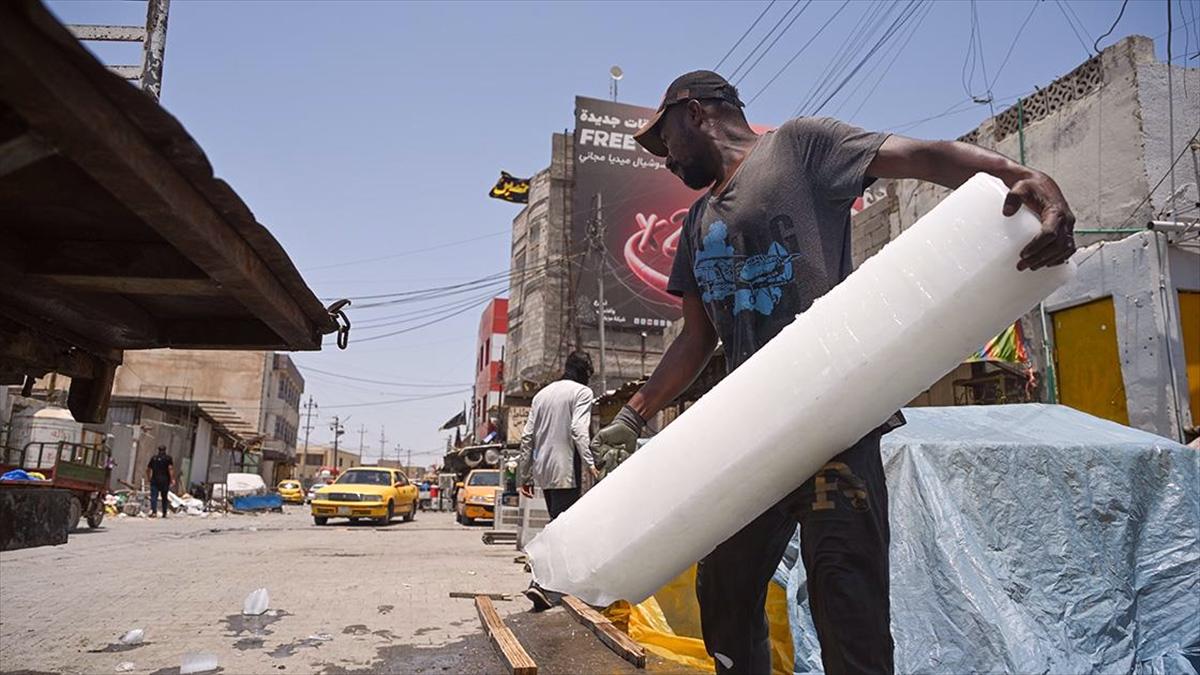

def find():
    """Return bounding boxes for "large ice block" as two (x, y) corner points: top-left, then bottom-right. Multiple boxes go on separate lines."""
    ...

(526, 173), (1076, 606)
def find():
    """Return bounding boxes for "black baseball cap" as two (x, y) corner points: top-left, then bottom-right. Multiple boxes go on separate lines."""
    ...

(633, 70), (745, 157)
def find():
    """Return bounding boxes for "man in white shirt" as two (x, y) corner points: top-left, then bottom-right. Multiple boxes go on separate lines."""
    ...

(518, 351), (598, 520)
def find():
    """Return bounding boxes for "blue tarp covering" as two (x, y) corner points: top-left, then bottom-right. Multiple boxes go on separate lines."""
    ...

(778, 404), (1199, 673)
(231, 494), (283, 511)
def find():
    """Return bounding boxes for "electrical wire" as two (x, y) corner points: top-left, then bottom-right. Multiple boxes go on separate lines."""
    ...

(728, 0), (802, 82)
(793, 1), (898, 116)
(1054, 0), (1093, 58)
(715, 0), (777, 71)
(1093, 0), (1130, 53)
(746, 0), (852, 106)
(843, 0), (935, 121)
(1111, 125), (1200, 232)
(296, 365), (469, 388)
(303, 229), (509, 272)
(319, 389), (471, 410)
(804, 0), (927, 116)
(733, 0), (814, 87)
(989, 0), (1040, 91)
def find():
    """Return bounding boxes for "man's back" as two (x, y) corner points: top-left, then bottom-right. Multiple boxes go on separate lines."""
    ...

(523, 379), (594, 490)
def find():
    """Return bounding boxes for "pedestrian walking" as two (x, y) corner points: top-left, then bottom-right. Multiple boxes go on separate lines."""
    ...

(590, 69), (1075, 675)
(519, 350), (598, 611)
(145, 445), (174, 518)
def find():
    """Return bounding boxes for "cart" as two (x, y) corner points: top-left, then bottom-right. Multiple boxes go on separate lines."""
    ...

(0, 440), (112, 531)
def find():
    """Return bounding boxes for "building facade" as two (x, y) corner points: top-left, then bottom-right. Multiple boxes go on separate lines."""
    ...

(473, 298), (508, 440)
(295, 444), (361, 482)
(111, 349), (305, 482)
(848, 35), (1198, 440)
(503, 134), (667, 405)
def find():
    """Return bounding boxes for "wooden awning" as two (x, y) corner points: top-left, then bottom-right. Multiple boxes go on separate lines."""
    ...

(0, 0), (341, 421)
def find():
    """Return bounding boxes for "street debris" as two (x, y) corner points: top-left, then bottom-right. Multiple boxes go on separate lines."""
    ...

(114, 662), (135, 672)
(179, 652), (218, 675)
(119, 629), (144, 645)
(243, 588), (270, 616)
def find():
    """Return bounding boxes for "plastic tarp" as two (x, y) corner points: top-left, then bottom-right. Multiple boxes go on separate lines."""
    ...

(781, 404), (1199, 673)
(231, 494), (282, 511)
(225, 473), (267, 496)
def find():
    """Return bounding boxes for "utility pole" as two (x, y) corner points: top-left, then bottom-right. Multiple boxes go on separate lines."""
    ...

(589, 192), (608, 392)
(406, 447), (413, 476)
(301, 395), (317, 459)
(329, 415), (345, 470)
(357, 424), (367, 461)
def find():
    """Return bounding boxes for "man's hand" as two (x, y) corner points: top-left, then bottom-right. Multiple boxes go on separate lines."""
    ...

(591, 406), (645, 477)
(588, 466), (600, 481)
(1003, 170), (1076, 271)
(520, 484), (534, 499)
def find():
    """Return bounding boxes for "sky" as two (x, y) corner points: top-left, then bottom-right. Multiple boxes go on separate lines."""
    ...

(48, 0), (1194, 465)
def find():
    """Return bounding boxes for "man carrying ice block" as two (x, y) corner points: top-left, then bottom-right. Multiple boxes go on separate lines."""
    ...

(586, 70), (1077, 675)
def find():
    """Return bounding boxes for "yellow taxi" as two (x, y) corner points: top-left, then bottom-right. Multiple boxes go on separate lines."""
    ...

(311, 467), (419, 526)
(276, 480), (304, 504)
(456, 469), (500, 525)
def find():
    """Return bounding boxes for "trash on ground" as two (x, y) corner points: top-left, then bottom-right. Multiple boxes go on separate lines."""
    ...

(118, 629), (143, 645)
(243, 588), (270, 616)
(114, 662), (135, 672)
(180, 653), (218, 674)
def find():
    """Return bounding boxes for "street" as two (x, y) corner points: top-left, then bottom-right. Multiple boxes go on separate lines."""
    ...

(0, 507), (612, 675)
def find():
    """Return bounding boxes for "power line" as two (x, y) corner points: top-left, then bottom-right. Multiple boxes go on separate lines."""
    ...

(728, 0), (802, 82)
(989, 0), (1040, 91)
(746, 0), (852, 105)
(804, 0), (927, 116)
(733, 0), (814, 87)
(303, 229), (509, 272)
(1093, 0), (1130, 53)
(845, 0), (935, 121)
(1111, 125), (1200, 232)
(714, 0), (777, 71)
(319, 389), (471, 410)
(297, 365), (469, 388)
(793, 0), (906, 116)
(1053, 0), (1093, 58)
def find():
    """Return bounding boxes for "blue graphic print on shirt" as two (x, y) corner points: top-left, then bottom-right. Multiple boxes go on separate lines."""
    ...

(693, 220), (795, 317)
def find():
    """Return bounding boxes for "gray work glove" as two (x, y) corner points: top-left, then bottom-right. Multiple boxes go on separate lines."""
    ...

(591, 406), (646, 479)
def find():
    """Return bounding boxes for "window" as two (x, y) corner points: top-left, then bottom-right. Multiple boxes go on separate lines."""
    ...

(393, 472), (408, 486)
(304, 454), (323, 466)
(467, 471), (500, 486)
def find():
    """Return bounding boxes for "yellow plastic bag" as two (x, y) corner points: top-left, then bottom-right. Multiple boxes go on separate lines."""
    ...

(604, 565), (793, 675)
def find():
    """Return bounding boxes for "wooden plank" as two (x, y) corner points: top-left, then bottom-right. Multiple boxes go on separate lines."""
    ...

(0, 4), (319, 349)
(474, 595), (537, 675)
(31, 274), (223, 296)
(450, 591), (512, 601)
(562, 595), (646, 669)
(0, 132), (56, 178)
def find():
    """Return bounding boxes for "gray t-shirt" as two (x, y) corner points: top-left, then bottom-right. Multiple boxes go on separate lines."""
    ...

(667, 117), (890, 371)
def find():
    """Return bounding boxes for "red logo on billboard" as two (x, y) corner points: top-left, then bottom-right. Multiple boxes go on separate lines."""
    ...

(623, 209), (687, 305)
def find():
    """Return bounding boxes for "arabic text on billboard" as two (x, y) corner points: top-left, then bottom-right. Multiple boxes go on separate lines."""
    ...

(572, 96), (703, 330)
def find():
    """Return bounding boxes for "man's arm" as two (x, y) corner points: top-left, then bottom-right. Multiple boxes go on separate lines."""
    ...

(168, 460), (175, 488)
(627, 292), (719, 420)
(868, 136), (1076, 271)
(570, 389), (597, 478)
(518, 406), (537, 496)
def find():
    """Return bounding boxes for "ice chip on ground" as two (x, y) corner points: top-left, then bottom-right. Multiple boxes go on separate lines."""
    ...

(114, 662), (135, 672)
(307, 633), (333, 642)
(118, 629), (143, 645)
(242, 588), (269, 615)
(179, 653), (218, 674)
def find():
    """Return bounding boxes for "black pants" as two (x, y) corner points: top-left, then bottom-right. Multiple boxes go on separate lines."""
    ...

(543, 449), (583, 520)
(149, 482), (170, 517)
(696, 429), (893, 675)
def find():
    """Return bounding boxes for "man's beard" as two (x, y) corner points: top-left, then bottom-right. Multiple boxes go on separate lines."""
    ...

(676, 163), (715, 190)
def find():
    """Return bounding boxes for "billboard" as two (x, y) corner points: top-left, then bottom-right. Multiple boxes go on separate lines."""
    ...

(572, 96), (699, 330)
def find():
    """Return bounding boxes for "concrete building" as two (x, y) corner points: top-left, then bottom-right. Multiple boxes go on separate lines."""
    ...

(111, 350), (305, 482)
(504, 134), (667, 404)
(849, 35), (1199, 440)
(473, 298), (508, 441)
(295, 444), (360, 482)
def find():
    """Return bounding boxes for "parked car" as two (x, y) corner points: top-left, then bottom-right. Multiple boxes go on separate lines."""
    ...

(311, 467), (419, 526)
(276, 480), (304, 504)
(306, 481), (330, 503)
(456, 469), (499, 525)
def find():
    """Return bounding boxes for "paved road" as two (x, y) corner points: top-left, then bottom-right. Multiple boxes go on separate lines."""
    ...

(0, 506), (533, 674)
